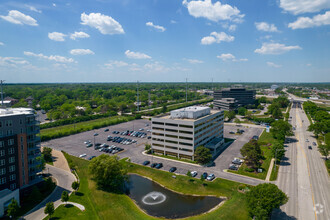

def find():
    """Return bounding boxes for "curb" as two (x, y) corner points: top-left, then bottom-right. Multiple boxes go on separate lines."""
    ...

(141, 151), (202, 167)
(223, 169), (266, 182)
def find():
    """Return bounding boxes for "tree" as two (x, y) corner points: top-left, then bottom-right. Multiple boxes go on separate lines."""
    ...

(162, 105), (167, 113)
(194, 146), (212, 164)
(61, 191), (69, 205)
(7, 199), (19, 219)
(44, 202), (55, 219)
(42, 147), (53, 163)
(224, 110), (236, 121)
(36, 156), (46, 171)
(72, 181), (80, 194)
(270, 120), (292, 142)
(272, 142), (285, 162)
(247, 183), (288, 219)
(240, 140), (262, 170)
(88, 155), (127, 191)
(238, 107), (247, 116)
(318, 145), (329, 160)
(234, 118), (241, 124)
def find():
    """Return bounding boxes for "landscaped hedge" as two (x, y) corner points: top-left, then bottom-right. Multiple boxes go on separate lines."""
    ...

(252, 117), (275, 124)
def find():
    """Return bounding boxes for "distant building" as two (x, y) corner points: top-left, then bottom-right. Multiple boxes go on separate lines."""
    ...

(271, 85), (279, 90)
(25, 96), (34, 107)
(213, 98), (238, 111)
(3, 97), (18, 107)
(0, 108), (42, 217)
(213, 87), (256, 110)
(151, 106), (224, 160)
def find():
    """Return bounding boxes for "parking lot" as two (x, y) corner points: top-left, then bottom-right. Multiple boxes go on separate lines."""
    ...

(43, 119), (264, 184)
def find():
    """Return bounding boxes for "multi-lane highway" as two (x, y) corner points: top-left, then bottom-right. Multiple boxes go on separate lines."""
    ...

(274, 99), (330, 220)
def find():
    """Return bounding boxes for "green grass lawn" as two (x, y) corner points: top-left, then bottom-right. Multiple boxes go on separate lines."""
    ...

(150, 153), (198, 164)
(228, 131), (274, 180)
(45, 155), (252, 220)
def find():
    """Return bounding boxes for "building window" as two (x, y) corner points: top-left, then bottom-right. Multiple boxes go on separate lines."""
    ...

(0, 159), (5, 166)
(8, 139), (14, 146)
(21, 128), (24, 134)
(6, 130), (13, 136)
(10, 183), (16, 190)
(0, 141), (3, 147)
(9, 174), (16, 181)
(0, 168), (6, 175)
(19, 119), (23, 124)
(0, 130), (2, 137)
(5, 120), (12, 127)
(8, 148), (15, 155)
(9, 165), (15, 172)
(0, 150), (4, 156)
(0, 177), (6, 184)
(9, 157), (15, 163)
(0, 121), (2, 128)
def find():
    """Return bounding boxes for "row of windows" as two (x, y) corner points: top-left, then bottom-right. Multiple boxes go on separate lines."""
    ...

(153, 122), (193, 129)
(0, 139), (14, 147)
(0, 157), (15, 166)
(0, 165), (15, 175)
(153, 138), (193, 146)
(0, 148), (15, 156)
(0, 175), (16, 185)
(152, 127), (193, 135)
(152, 144), (193, 152)
(0, 120), (13, 128)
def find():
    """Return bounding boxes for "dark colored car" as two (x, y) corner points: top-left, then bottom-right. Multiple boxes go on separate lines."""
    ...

(104, 128), (109, 132)
(155, 163), (163, 169)
(93, 133), (98, 136)
(308, 146), (312, 150)
(88, 156), (96, 160)
(150, 163), (157, 168)
(143, 161), (150, 166)
(169, 167), (177, 172)
(202, 172), (208, 179)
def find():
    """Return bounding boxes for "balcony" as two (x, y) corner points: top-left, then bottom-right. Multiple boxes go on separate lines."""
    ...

(25, 120), (40, 126)
(27, 136), (41, 143)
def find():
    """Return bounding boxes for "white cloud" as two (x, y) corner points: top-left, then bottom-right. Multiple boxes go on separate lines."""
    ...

(254, 42), (302, 55)
(267, 62), (282, 68)
(144, 62), (170, 72)
(279, 0), (330, 15)
(24, 51), (75, 63)
(288, 11), (330, 29)
(146, 22), (166, 32)
(217, 53), (247, 62)
(255, 22), (279, 32)
(201, 32), (234, 45)
(26, 5), (42, 13)
(81, 12), (124, 35)
(70, 49), (94, 55)
(0, 10), (38, 26)
(0, 56), (29, 67)
(170, 20), (177, 24)
(182, 0), (244, 22)
(70, 31), (90, 40)
(104, 60), (129, 69)
(228, 24), (237, 31)
(184, 58), (204, 64)
(0, 42), (4, 46)
(52, 3), (56, 7)
(125, 50), (151, 59)
(48, 32), (66, 41)
(306, 63), (312, 66)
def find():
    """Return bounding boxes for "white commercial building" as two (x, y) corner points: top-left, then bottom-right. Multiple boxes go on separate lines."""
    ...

(151, 106), (224, 160)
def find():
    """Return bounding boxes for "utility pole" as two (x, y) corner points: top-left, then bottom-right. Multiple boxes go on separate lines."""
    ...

(0, 80), (5, 107)
(148, 92), (151, 110)
(211, 78), (214, 91)
(137, 80), (139, 112)
(186, 78), (188, 103)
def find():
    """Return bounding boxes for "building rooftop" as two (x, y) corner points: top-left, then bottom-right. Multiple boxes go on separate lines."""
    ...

(0, 189), (14, 198)
(155, 108), (221, 121)
(170, 106), (210, 119)
(0, 107), (35, 117)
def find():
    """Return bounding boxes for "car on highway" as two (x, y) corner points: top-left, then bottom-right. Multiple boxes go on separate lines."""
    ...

(150, 163), (157, 168)
(202, 172), (208, 179)
(155, 163), (163, 169)
(79, 153), (87, 158)
(142, 160), (150, 166)
(190, 171), (197, 177)
(308, 146), (312, 150)
(206, 174), (215, 181)
(169, 167), (177, 172)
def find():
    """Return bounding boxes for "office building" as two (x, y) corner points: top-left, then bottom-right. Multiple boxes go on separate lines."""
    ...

(213, 87), (256, 109)
(213, 98), (238, 111)
(151, 106), (224, 160)
(0, 108), (42, 216)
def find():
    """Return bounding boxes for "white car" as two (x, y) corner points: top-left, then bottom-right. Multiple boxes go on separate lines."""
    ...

(206, 174), (215, 181)
(190, 171), (197, 177)
(79, 153), (87, 158)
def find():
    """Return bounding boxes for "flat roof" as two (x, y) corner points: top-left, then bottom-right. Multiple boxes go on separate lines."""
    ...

(0, 107), (35, 117)
(0, 189), (14, 198)
(171, 106), (210, 113)
(154, 109), (222, 121)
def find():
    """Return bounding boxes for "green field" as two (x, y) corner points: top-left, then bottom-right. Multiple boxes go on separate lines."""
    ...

(228, 131), (275, 180)
(45, 155), (252, 220)
(40, 116), (134, 141)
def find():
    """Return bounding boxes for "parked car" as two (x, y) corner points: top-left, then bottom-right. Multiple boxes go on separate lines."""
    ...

(202, 172), (208, 179)
(229, 131), (235, 134)
(206, 174), (215, 181)
(86, 143), (93, 148)
(93, 133), (98, 136)
(169, 167), (177, 172)
(252, 135), (259, 140)
(142, 160), (150, 166)
(228, 164), (239, 170)
(150, 163), (157, 168)
(88, 156), (96, 160)
(232, 158), (243, 165)
(190, 171), (197, 177)
(79, 154), (87, 158)
(306, 139), (309, 142)
(308, 146), (312, 150)
(155, 163), (163, 169)
(84, 140), (91, 144)
(104, 128), (109, 132)
(312, 142), (317, 146)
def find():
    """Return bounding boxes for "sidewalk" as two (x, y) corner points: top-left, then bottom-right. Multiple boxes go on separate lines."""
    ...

(265, 158), (275, 182)
(52, 149), (71, 172)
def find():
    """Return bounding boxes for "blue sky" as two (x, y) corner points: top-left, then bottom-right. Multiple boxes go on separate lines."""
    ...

(0, 0), (329, 83)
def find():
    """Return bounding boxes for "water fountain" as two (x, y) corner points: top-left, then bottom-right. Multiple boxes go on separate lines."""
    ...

(142, 191), (167, 205)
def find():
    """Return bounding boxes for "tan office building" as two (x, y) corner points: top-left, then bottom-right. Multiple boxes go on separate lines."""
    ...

(151, 106), (224, 160)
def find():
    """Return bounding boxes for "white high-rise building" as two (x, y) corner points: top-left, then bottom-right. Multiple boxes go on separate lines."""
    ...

(151, 106), (224, 160)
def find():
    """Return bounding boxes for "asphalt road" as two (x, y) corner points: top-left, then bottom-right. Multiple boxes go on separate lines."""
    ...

(273, 101), (330, 220)
(23, 165), (76, 220)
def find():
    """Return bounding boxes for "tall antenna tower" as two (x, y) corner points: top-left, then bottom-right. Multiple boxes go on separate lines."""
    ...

(137, 80), (139, 112)
(0, 80), (5, 107)
(185, 78), (188, 103)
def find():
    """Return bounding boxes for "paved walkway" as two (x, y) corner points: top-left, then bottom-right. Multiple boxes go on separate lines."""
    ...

(23, 165), (76, 220)
(61, 202), (85, 211)
(52, 149), (71, 172)
(266, 158), (275, 182)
